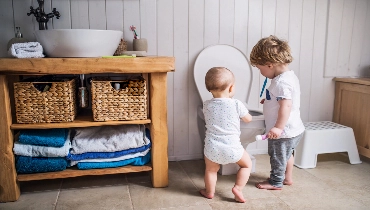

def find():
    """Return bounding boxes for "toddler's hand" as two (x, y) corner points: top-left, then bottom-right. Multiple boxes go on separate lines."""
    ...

(260, 99), (265, 104)
(267, 127), (283, 139)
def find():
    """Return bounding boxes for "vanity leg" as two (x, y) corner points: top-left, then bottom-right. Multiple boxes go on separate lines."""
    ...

(149, 73), (169, 187)
(0, 75), (20, 202)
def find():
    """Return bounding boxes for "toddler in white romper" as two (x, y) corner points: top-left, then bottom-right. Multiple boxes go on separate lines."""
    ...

(203, 98), (249, 164)
(199, 67), (253, 203)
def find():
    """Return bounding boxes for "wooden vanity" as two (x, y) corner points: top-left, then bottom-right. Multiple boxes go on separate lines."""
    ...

(0, 57), (175, 202)
(333, 77), (370, 159)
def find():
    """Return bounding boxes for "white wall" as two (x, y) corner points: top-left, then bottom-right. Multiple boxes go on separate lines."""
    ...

(1, 0), (370, 160)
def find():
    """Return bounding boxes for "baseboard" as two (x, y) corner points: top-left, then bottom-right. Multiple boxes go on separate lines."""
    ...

(168, 149), (268, 161)
(168, 154), (204, 161)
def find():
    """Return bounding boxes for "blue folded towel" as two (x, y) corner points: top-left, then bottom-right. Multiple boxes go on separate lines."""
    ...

(67, 143), (151, 161)
(16, 156), (68, 174)
(77, 151), (151, 170)
(19, 129), (68, 147)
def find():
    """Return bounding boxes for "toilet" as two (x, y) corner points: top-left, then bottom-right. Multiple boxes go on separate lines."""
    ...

(194, 45), (266, 175)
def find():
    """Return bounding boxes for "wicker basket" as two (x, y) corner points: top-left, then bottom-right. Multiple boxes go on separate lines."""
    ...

(14, 78), (77, 123)
(91, 78), (147, 121)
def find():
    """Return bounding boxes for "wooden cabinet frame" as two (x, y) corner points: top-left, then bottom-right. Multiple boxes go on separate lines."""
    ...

(0, 57), (175, 202)
(333, 77), (370, 159)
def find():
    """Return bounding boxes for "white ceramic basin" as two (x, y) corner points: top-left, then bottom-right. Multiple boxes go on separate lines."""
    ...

(35, 29), (123, 57)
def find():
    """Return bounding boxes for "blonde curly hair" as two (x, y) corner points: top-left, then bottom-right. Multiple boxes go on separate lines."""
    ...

(250, 35), (293, 66)
(205, 67), (234, 92)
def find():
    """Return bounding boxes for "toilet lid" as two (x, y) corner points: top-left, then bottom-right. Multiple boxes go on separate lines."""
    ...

(194, 45), (253, 104)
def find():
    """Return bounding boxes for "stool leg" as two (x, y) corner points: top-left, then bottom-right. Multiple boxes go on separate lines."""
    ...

(294, 142), (317, 169)
(347, 148), (362, 164)
(294, 152), (317, 168)
(346, 131), (362, 164)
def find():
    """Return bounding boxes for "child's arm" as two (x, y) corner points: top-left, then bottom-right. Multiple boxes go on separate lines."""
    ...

(241, 113), (252, 123)
(267, 98), (292, 139)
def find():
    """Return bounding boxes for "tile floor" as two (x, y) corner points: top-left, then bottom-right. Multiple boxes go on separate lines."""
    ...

(1, 153), (370, 210)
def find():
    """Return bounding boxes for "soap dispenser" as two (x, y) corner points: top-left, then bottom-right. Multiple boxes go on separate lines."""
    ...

(7, 27), (28, 51)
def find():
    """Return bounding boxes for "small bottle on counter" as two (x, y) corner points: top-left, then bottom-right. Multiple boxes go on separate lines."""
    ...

(7, 27), (28, 51)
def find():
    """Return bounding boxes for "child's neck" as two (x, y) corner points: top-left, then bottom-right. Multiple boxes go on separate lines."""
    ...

(212, 90), (231, 98)
(273, 63), (290, 78)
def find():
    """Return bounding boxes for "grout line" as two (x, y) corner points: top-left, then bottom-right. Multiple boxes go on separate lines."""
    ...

(177, 161), (199, 191)
(176, 161), (214, 208)
(53, 179), (63, 210)
(300, 166), (368, 207)
(126, 175), (135, 210)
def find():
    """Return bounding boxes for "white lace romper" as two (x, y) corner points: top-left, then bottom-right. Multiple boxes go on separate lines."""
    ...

(203, 98), (249, 165)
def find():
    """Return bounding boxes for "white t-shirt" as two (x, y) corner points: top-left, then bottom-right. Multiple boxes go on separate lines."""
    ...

(263, 70), (305, 138)
(203, 98), (249, 164)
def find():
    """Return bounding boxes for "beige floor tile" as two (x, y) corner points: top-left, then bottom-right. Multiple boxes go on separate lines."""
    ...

(56, 185), (132, 210)
(128, 162), (208, 210)
(305, 162), (370, 188)
(55, 174), (132, 210)
(0, 179), (62, 210)
(303, 161), (370, 207)
(159, 204), (212, 210)
(209, 197), (291, 210)
(0, 191), (59, 210)
(177, 159), (205, 190)
(270, 171), (368, 210)
(336, 185), (370, 207)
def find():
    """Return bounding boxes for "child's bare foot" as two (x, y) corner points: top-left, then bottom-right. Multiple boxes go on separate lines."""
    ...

(199, 189), (214, 199)
(255, 181), (282, 190)
(232, 186), (246, 203)
(267, 177), (293, 185)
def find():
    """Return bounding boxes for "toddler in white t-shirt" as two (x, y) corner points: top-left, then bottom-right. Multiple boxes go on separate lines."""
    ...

(250, 35), (305, 190)
(199, 67), (253, 203)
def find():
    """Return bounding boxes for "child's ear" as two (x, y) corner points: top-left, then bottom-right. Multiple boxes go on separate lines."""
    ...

(229, 84), (234, 93)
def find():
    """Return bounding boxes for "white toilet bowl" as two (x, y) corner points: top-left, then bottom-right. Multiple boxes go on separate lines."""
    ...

(194, 45), (266, 175)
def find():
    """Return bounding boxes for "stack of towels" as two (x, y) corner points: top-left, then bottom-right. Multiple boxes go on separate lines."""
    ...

(8, 42), (45, 58)
(67, 124), (151, 170)
(13, 129), (70, 174)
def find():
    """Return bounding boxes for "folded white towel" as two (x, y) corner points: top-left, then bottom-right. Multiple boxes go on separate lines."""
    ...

(13, 133), (71, 157)
(70, 124), (150, 154)
(69, 148), (150, 166)
(8, 42), (45, 58)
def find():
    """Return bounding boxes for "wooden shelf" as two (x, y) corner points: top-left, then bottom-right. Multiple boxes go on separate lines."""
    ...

(17, 165), (152, 181)
(0, 57), (171, 202)
(0, 57), (175, 75)
(11, 110), (151, 129)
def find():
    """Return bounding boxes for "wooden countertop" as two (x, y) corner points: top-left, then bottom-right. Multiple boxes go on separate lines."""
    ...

(334, 77), (370, 86)
(0, 57), (175, 75)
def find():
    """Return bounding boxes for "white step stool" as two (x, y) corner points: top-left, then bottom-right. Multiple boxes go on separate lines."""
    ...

(294, 121), (362, 169)
(218, 155), (256, 175)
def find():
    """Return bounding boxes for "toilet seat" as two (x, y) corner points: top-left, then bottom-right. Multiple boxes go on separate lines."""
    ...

(193, 45), (264, 121)
(194, 45), (252, 106)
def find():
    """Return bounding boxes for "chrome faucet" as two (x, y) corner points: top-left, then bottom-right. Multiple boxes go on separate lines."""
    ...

(27, 0), (60, 30)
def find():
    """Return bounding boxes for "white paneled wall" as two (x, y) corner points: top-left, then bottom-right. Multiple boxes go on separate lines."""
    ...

(1, 0), (370, 160)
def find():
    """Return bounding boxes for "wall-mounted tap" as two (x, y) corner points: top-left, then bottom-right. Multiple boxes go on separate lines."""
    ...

(27, 0), (60, 30)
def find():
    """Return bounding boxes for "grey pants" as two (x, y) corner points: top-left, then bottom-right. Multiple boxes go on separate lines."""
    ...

(268, 133), (304, 188)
